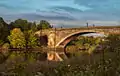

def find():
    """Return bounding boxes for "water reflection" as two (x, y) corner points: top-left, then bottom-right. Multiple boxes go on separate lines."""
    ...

(0, 48), (65, 63)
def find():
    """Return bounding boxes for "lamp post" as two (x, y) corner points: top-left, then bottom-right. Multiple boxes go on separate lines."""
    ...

(86, 22), (89, 27)
(39, 24), (42, 50)
(54, 27), (56, 52)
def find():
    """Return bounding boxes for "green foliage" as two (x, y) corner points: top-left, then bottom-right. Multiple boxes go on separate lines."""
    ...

(67, 36), (102, 54)
(28, 30), (37, 47)
(37, 20), (52, 30)
(31, 22), (37, 31)
(9, 19), (37, 32)
(6, 62), (28, 76)
(104, 34), (120, 52)
(25, 30), (38, 48)
(2, 43), (10, 49)
(12, 19), (29, 31)
(8, 28), (26, 48)
(0, 40), (4, 46)
(0, 17), (9, 42)
(8, 28), (38, 49)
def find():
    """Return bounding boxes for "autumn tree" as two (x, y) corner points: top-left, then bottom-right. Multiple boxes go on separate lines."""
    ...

(8, 28), (26, 48)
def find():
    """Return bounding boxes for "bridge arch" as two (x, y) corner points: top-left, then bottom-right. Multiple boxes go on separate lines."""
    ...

(56, 31), (105, 48)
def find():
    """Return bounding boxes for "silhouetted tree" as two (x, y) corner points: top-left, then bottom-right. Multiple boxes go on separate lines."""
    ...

(0, 17), (9, 42)
(37, 20), (52, 30)
(9, 19), (34, 31)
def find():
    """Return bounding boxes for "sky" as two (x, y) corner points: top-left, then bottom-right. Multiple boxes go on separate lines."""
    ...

(0, 0), (120, 27)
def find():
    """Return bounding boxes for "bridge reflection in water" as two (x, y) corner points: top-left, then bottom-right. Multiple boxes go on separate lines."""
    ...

(0, 47), (67, 63)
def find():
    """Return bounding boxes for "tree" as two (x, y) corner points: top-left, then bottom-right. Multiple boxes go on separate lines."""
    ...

(24, 30), (37, 48)
(9, 19), (38, 32)
(37, 20), (52, 30)
(9, 19), (32, 31)
(8, 28), (26, 48)
(29, 22), (37, 31)
(28, 30), (37, 48)
(0, 17), (9, 42)
(8, 22), (15, 30)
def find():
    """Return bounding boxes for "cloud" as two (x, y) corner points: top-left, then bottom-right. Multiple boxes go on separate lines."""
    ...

(20, 13), (75, 21)
(0, 0), (120, 22)
(0, 0), (30, 10)
(72, 0), (120, 20)
(0, 3), (29, 11)
(50, 6), (83, 13)
(1, 13), (75, 22)
(74, 0), (120, 11)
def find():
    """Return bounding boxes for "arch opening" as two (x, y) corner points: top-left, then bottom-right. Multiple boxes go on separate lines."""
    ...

(56, 32), (100, 47)
(39, 35), (48, 46)
(62, 32), (106, 58)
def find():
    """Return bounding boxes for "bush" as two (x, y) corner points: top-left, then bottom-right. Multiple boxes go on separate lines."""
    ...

(2, 43), (10, 49)
(0, 40), (4, 46)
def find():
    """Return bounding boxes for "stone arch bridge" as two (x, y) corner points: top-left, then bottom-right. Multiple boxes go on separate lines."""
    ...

(35, 26), (120, 61)
(35, 26), (120, 48)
